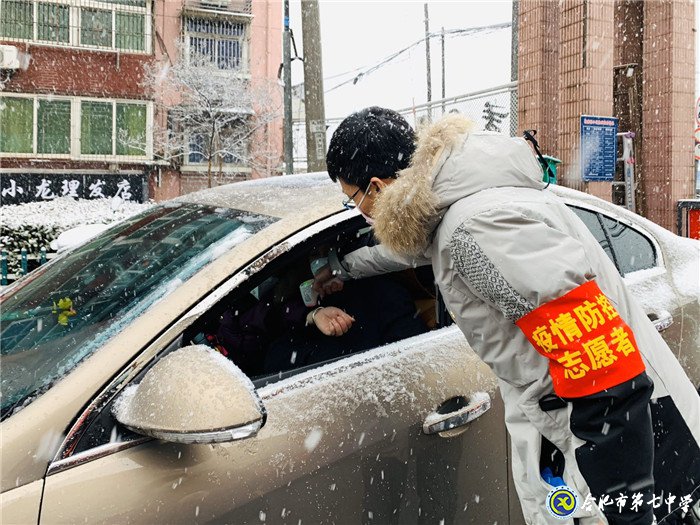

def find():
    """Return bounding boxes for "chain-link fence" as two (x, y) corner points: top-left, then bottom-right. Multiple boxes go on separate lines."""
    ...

(293, 81), (517, 170)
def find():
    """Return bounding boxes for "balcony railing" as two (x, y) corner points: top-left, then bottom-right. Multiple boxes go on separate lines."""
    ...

(183, 0), (252, 16)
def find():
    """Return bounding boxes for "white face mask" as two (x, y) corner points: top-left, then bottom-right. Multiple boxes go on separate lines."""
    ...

(356, 181), (374, 225)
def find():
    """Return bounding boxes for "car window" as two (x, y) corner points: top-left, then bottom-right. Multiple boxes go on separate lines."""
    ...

(0, 203), (276, 420)
(181, 217), (436, 384)
(568, 206), (616, 265)
(67, 215), (438, 455)
(599, 215), (656, 275)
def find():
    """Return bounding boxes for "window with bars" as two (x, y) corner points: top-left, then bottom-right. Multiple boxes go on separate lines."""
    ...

(184, 16), (248, 71)
(186, 124), (249, 166)
(0, 94), (151, 159)
(0, 0), (149, 52)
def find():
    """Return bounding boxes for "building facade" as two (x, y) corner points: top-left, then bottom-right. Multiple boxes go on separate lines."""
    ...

(518, 0), (695, 232)
(0, 0), (155, 204)
(0, 0), (282, 205)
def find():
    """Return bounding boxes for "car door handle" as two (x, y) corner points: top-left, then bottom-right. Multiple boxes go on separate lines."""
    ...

(422, 392), (491, 435)
(647, 310), (673, 332)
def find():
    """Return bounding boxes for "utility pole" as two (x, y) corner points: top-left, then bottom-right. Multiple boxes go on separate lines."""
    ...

(441, 26), (446, 114)
(283, 0), (294, 174)
(424, 3), (432, 120)
(511, 0), (519, 135)
(301, 0), (327, 172)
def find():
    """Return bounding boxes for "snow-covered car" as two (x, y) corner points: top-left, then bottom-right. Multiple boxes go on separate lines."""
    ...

(1, 173), (698, 524)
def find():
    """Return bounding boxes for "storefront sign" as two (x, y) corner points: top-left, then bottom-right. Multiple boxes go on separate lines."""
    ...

(0, 173), (146, 206)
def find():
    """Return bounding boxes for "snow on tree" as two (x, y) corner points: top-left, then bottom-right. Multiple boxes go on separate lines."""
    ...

(482, 101), (509, 133)
(141, 48), (283, 187)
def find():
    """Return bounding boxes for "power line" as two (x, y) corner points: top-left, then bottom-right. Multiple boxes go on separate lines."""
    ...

(293, 22), (511, 94)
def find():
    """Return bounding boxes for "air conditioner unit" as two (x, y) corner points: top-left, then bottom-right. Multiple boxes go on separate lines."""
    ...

(0, 45), (20, 70)
(200, 0), (230, 9)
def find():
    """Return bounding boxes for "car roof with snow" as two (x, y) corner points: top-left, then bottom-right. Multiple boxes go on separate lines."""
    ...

(174, 171), (694, 258)
(176, 172), (342, 220)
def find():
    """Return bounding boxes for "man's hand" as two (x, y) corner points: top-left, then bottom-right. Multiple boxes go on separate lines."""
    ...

(312, 307), (355, 337)
(312, 265), (344, 297)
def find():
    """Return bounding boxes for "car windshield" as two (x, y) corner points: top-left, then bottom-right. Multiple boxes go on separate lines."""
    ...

(0, 203), (276, 419)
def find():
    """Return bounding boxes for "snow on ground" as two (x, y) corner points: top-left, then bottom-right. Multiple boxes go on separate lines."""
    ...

(0, 196), (153, 232)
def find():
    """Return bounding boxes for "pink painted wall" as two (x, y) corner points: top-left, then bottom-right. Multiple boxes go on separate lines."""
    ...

(151, 0), (283, 198)
(250, 1), (284, 178)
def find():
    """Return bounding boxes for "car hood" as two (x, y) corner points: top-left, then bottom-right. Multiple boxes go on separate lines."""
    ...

(1, 174), (344, 492)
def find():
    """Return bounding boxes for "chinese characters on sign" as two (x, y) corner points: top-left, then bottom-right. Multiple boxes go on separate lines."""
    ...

(516, 280), (645, 397)
(579, 492), (693, 516)
(0, 174), (145, 205)
(580, 115), (619, 182)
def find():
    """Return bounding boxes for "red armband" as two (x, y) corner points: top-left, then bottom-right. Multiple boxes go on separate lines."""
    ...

(515, 280), (645, 398)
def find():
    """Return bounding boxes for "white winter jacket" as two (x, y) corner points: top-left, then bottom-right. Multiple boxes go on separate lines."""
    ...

(332, 115), (700, 524)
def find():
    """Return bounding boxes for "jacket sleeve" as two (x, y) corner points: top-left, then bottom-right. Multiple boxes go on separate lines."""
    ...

(450, 207), (647, 399)
(330, 244), (431, 280)
(448, 208), (592, 319)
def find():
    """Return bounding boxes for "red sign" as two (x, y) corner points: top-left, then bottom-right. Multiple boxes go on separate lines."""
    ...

(689, 209), (700, 240)
(516, 280), (645, 398)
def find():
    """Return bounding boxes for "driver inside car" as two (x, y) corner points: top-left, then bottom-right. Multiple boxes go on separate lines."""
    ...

(194, 245), (427, 377)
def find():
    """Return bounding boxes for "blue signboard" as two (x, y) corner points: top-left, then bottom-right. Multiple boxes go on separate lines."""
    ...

(580, 115), (618, 182)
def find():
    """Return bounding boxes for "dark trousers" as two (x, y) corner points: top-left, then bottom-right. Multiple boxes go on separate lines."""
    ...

(567, 372), (656, 525)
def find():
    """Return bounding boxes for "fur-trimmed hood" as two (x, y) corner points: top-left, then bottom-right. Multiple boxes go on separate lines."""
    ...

(371, 114), (546, 256)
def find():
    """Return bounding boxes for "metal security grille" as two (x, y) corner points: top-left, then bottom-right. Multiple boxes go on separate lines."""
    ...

(292, 82), (518, 170)
(185, 16), (247, 70)
(0, 0), (150, 52)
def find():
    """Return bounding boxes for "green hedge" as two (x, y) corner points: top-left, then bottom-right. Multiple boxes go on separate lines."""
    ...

(0, 224), (60, 276)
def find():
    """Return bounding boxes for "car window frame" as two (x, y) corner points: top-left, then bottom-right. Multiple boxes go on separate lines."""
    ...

(47, 209), (372, 473)
(565, 201), (665, 277)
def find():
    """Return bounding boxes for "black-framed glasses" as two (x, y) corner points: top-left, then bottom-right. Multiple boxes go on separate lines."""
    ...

(342, 187), (362, 209)
(343, 182), (374, 210)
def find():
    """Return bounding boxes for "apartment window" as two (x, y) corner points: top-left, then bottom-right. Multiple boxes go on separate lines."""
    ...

(37, 99), (71, 154)
(0, 0), (32, 39)
(38, 2), (70, 43)
(185, 16), (247, 70)
(0, 97), (33, 153)
(80, 8), (112, 47)
(188, 133), (206, 164)
(0, 95), (151, 160)
(186, 123), (249, 166)
(80, 100), (148, 156)
(116, 103), (147, 155)
(115, 11), (144, 51)
(0, 0), (150, 53)
(81, 101), (113, 155)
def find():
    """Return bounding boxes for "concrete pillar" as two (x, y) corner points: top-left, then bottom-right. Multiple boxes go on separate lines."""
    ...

(517, 0), (559, 153)
(557, 0), (615, 198)
(613, 0), (644, 210)
(149, 169), (181, 202)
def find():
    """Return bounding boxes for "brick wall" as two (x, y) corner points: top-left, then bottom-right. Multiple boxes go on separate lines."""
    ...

(641, 0), (695, 231)
(518, 0), (694, 230)
(0, 44), (153, 99)
(517, 0), (559, 153)
(180, 171), (249, 195)
(558, 0), (615, 198)
(149, 169), (181, 201)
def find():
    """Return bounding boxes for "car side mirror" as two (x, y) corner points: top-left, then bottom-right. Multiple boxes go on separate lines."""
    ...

(113, 345), (266, 444)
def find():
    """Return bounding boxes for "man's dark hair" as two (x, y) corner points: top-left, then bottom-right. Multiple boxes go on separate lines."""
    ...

(326, 106), (415, 188)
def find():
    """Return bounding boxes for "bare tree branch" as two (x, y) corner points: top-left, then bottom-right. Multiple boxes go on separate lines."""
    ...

(140, 46), (283, 186)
